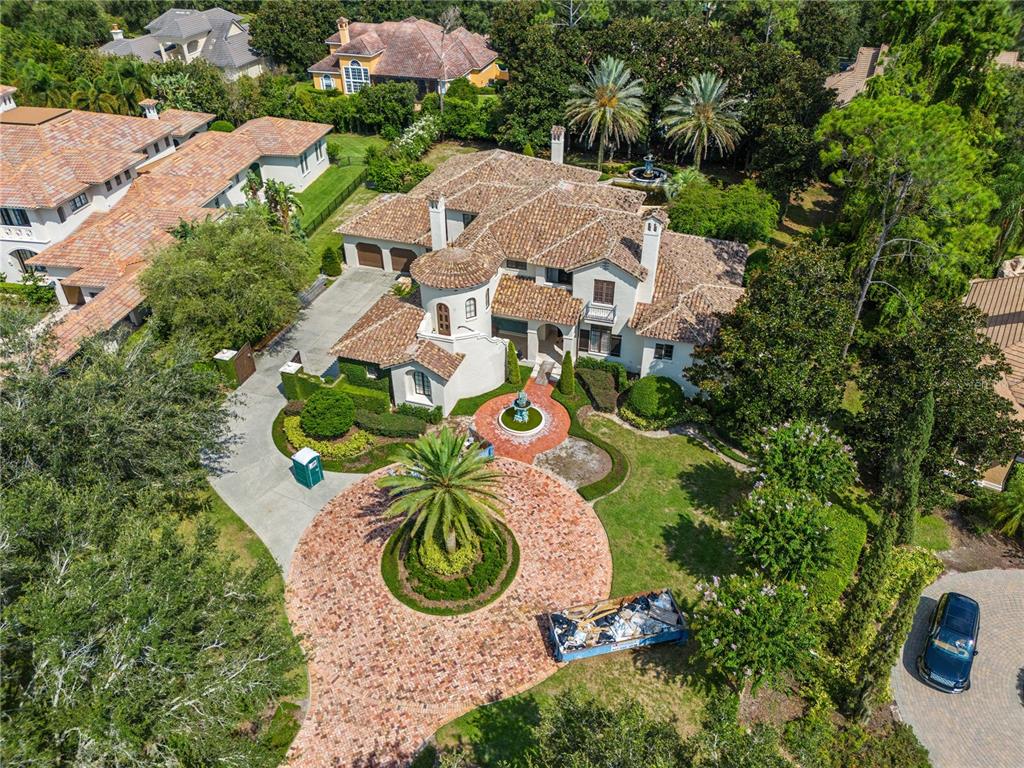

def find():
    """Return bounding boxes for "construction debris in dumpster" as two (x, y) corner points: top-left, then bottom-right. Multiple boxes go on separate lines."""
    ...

(548, 590), (686, 659)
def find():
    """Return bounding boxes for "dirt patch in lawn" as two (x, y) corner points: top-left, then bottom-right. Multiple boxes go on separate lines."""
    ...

(535, 436), (611, 489)
(935, 506), (1024, 572)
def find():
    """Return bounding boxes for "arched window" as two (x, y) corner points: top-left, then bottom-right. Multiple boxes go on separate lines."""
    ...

(465, 297), (477, 319)
(320, 75), (335, 90)
(436, 303), (451, 336)
(343, 60), (370, 93)
(10, 249), (36, 274)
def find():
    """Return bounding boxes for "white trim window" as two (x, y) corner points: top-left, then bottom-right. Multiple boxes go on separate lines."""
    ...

(69, 193), (88, 212)
(314, 140), (324, 162)
(343, 59), (370, 93)
(299, 150), (309, 175)
(413, 370), (431, 397)
(320, 75), (335, 90)
(465, 297), (477, 319)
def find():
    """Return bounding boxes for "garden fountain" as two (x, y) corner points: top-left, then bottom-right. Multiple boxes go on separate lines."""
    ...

(498, 391), (546, 437)
(627, 153), (669, 186)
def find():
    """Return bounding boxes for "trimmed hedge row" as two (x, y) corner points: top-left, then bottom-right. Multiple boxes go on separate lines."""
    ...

(354, 410), (427, 437)
(576, 368), (617, 412)
(551, 388), (629, 501)
(576, 355), (628, 390)
(395, 402), (442, 424)
(282, 416), (374, 460)
(337, 360), (390, 392)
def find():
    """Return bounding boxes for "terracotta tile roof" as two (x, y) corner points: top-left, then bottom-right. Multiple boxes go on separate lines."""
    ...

(491, 275), (583, 326)
(330, 292), (426, 367)
(0, 84), (16, 97)
(308, 52), (341, 74)
(410, 245), (498, 289)
(321, 18), (497, 80)
(996, 50), (1024, 69)
(965, 274), (1024, 351)
(141, 130), (259, 186)
(825, 45), (888, 106)
(234, 116), (331, 156)
(413, 150), (599, 197)
(339, 193), (432, 245)
(158, 108), (214, 136)
(629, 232), (748, 343)
(408, 339), (464, 379)
(0, 107), (174, 207)
(46, 269), (145, 365)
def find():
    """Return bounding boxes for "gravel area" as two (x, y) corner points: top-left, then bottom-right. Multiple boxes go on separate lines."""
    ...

(535, 436), (611, 489)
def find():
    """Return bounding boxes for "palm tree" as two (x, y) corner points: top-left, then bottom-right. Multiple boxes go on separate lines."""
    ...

(992, 470), (1024, 538)
(262, 179), (302, 233)
(661, 72), (745, 171)
(377, 428), (503, 555)
(565, 56), (647, 174)
(16, 62), (70, 107)
(70, 77), (119, 114)
(101, 58), (150, 115)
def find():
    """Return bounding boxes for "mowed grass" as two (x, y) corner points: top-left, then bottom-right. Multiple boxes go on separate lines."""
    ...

(914, 514), (952, 551)
(434, 417), (748, 763)
(297, 163), (366, 227)
(326, 131), (387, 160)
(306, 184), (380, 258)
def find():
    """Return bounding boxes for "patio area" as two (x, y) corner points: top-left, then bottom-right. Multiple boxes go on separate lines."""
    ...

(472, 378), (571, 463)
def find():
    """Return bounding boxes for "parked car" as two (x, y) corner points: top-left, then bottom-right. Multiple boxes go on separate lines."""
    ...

(917, 592), (980, 693)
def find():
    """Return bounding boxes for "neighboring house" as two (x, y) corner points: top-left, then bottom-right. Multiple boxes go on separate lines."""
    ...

(825, 45), (889, 106)
(308, 16), (507, 96)
(965, 261), (1024, 491)
(331, 127), (747, 415)
(995, 50), (1024, 70)
(100, 7), (266, 80)
(25, 114), (331, 364)
(0, 86), (214, 280)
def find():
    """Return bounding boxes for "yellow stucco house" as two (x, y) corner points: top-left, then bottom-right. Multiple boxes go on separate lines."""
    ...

(308, 17), (507, 97)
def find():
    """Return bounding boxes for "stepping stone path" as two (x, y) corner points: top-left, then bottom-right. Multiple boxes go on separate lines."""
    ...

(285, 459), (612, 766)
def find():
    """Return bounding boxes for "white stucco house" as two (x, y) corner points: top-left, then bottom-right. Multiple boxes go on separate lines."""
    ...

(331, 128), (748, 415)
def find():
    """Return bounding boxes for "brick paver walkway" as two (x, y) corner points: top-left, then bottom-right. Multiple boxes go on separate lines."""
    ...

(472, 379), (570, 463)
(285, 459), (612, 766)
(891, 569), (1024, 768)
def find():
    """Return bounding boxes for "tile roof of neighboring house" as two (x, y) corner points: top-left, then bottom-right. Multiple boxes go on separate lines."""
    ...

(629, 232), (748, 344)
(996, 50), (1024, 69)
(0, 84), (16, 97)
(157, 108), (215, 136)
(46, 268), (145, 365)
(825, 45), (888, 105)
(318, 17), (497, 80)
(965, 273), (1024, 417)
(234, 116), (331, 156)
(100, 7), (262, 69)
(0, 107), (172, 207)
(491, 275), (583, 326)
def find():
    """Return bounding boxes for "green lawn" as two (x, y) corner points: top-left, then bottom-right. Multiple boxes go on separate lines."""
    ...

(914, 513), (952, 551)
(197, 484), (308, 760)
(326, 131), (387, 161)
(422, 140), (483, 167)
(448, 365), (535, 417)
(297, 163), (366, 228)
(435, 417), (748, 762)
(307, 184), (380, 258)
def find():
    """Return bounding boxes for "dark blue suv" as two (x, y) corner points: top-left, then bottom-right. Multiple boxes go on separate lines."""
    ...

(917, 592), (980, 693)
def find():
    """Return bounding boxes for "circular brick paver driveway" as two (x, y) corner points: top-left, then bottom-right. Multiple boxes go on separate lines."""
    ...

(285, 458), (612, 767)
(891, 569), (1024, 768)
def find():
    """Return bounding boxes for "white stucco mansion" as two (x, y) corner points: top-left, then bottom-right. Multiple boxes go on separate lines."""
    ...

(332, 128), (748, 415)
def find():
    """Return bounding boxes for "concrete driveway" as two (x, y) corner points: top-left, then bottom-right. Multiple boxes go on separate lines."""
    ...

(209, 267), (395, 576)
(891, 569), (1024, 768)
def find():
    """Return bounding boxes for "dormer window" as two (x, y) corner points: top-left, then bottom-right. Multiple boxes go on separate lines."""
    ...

(69, 193), (88, 212)
(343, 60), (370, 93)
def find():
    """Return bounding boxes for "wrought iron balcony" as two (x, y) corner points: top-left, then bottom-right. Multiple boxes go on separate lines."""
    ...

(583, 302), (616, 324)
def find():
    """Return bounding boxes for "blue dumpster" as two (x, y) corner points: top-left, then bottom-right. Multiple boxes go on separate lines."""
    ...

(291, 447), (323, 488)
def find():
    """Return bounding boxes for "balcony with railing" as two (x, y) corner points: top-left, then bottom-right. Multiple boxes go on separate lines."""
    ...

(583, 302), (616, 325)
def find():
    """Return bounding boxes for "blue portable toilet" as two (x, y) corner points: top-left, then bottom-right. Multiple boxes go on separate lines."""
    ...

(291, 447), (323, 488)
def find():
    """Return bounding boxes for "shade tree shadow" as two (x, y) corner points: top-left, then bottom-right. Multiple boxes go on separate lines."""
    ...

(459, 693), (542, 767)
(661, 510), (737, 583)
(677, 460), (748, 523)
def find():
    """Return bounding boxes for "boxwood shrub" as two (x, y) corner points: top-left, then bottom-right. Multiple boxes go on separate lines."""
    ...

(626, 375), (686, 420)
(395, 402), (442, 424)
(576, 356), (628, 390)
(404, 527), (509, 601)
(576, 368), (617, 412)
(337, 382), (390, 413)
(354, 410), (427, 437)
(300, 388), (355, 438)
(338, 360), (390, 392)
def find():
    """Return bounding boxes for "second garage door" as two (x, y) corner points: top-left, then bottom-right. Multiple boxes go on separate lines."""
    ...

(356, 243), (384, 269)
(390, 247), (418, 273)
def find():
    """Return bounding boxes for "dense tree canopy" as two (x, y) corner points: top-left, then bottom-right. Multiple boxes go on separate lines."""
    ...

(249, 0), (346, 74)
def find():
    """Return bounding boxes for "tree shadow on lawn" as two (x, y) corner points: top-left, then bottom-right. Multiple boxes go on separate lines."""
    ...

(457, 693), (542, 767)
(677, 459), (750, 523)
(661, 511), (737, 589)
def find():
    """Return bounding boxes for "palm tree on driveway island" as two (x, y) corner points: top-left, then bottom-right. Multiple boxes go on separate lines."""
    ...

(378, 428), (503, 558)
(565, 56), (647, 174)
(661, 72), (745, 171)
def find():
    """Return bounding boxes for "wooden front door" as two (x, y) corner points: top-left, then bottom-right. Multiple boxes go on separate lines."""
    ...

(390, 247), (417, 273)
(436, 303), (451, 336)
(356, 243), (384, 269)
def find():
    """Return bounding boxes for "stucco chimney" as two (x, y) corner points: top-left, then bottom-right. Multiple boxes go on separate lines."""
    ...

(337, 17), (350, 45)
(139, 98), (160, 120)
(550, 125), (565, 164)
(111, 25), (124, 41)
(637, 210), (665, 304)
(428, 196), (448, 251)
(0, 85), (17, 113)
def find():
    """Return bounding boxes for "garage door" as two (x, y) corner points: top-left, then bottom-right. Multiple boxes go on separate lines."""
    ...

(390, 247), (417, 273)
(356, 243), (383, 269)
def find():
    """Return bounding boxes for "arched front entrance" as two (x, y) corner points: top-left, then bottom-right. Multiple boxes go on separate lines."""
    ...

(537, 323), (565, 361)
(9, 249), (37, 275)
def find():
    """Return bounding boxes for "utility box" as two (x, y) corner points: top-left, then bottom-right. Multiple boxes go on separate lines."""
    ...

(291, 447), (323, 489)
(280, 360), (304, 400)
(214, 349), (239, 386)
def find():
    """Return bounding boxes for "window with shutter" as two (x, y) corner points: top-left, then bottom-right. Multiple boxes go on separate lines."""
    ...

(593, 279), (615, 305)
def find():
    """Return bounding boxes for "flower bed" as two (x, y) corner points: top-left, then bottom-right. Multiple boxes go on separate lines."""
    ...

(283, 415), (374, 460)
(381, 520), (520, 616)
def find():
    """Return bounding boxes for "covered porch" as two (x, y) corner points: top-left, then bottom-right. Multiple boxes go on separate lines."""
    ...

(490, 275), (582, 366)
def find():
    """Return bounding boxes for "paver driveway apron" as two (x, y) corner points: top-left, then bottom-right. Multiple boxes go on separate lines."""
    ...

(891, 569), (1024, 768)
(285, 459), (613, 766)
(208, 268), (395, 574)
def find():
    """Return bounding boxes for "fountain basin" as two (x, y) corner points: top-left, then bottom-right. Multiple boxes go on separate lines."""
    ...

(627, 153), (668, 186)
(498, 406), (546, 437)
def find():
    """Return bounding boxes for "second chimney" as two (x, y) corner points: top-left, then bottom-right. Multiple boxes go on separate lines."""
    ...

(111, 25), (124, 41)
(428, 196), (447, 251)
(637, 210), (665, 304)
(139, 98), (160, 120)
(337, 17), (350, 45)
(550, 125), (565, 165)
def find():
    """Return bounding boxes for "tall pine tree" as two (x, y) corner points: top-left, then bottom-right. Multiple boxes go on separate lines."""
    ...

(887, 390), (936, 545)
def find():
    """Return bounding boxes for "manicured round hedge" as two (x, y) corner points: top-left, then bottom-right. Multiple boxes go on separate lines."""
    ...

(626, 375), (686, 420)
(299, 388), (355, 438)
